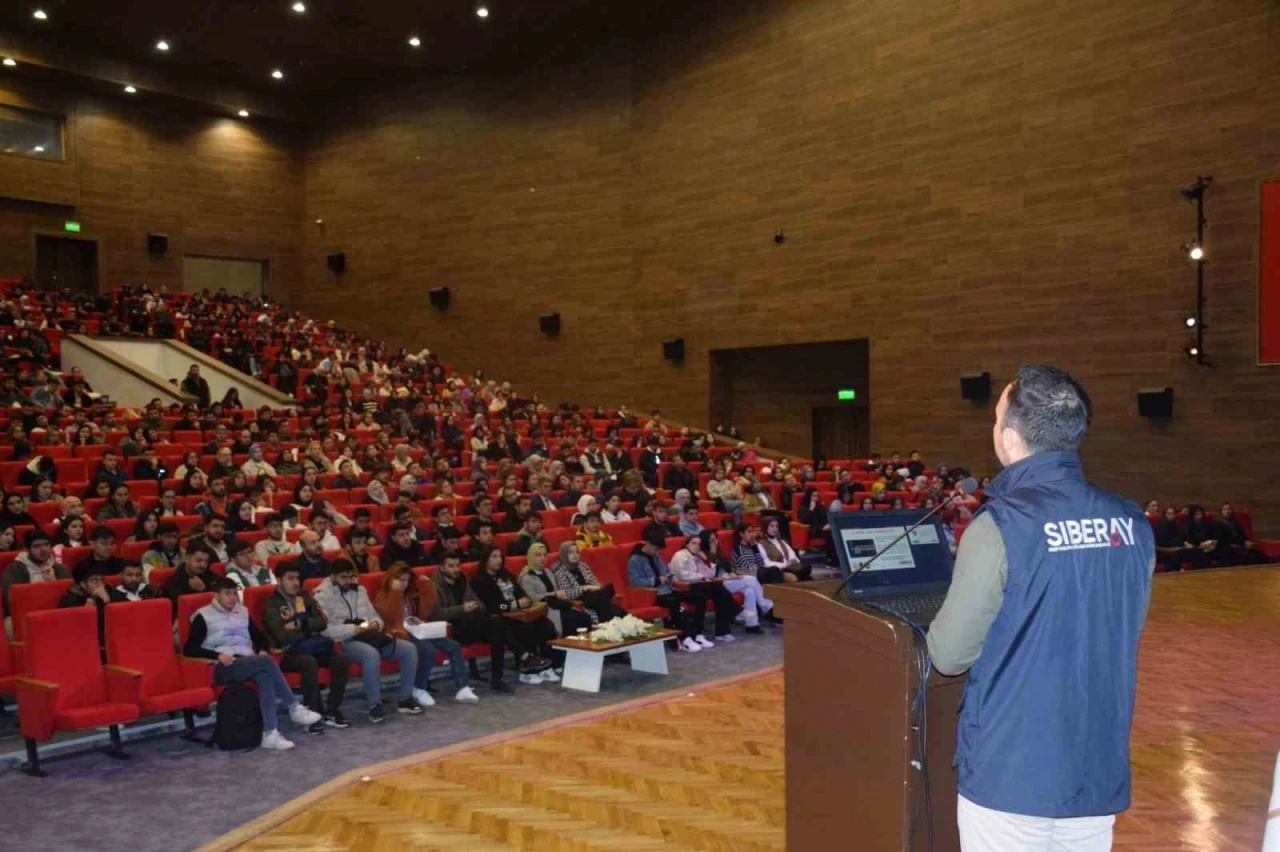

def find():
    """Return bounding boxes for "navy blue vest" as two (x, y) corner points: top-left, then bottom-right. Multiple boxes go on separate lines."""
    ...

(955, 451), (1153, 818)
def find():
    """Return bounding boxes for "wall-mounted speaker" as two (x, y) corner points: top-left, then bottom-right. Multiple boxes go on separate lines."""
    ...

(539, 313), (561, 336)
(326, 252), (346, 274)
(663, 337), (685, 364)
(960, 372), (991, 402)
(429, 286), (450, 310)
(1137, 387), (1174, 418)
(146, 233), (168, 255)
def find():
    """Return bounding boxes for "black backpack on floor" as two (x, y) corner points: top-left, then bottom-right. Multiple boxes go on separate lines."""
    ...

(208, 683), (263, 751)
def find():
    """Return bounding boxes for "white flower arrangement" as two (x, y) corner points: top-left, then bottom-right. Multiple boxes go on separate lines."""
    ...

(586, 614), (661, 644)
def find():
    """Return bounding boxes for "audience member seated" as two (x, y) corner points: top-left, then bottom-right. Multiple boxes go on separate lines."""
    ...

(508, 512), (547, 558)
(668, 534), (741, 641)
(263, 562), (352, 731)
(758, 517), (811, 582)
(162, 545), (220, 609)
(431, 553), (513, 693)
(314, 560), (422, 722)
(95, 448), (128, 489)
(241, 444), (277, 481)
(470, 544), (556, 683)
(344, 530), (380, 574)
(225, 539), (272, 591)
(550, 541), (625, 623)
(382, 521), (428, 567)
(188, 513), (232, 563)
(184, 577), (323, 750)
(374, 562), (478, 705)
(81, 524), (130, 577)
(575, 511), (614, 550)
(1217, 503), (1268, 566)
(1186, 504), (1230, 568)
(59, 557), (128, 649)
(678, 504), (705, 537)
(518, 543), (592, 662)
(117, 562), (160, 602)
(0, 492), (39, 528)
(600, 492), (631, 524)
(702, 529), (773, 631)
(662, 455), (697, 496)
(254, 513), (294, 564)
(627, 531), (713, 654)
(2, 529), (70, 609)
(428, 528), (464, 566)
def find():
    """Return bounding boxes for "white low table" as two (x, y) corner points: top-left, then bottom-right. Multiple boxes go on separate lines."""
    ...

(549, 629), (681, 693)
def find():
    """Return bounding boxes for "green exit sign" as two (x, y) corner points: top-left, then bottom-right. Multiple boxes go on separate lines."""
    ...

(837, 389), (857, 401)
(64, 221), (81, 233)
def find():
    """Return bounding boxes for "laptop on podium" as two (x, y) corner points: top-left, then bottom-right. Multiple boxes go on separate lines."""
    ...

(830, 508), (956, 628)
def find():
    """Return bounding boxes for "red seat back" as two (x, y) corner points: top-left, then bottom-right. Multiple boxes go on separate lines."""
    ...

(106, 599), (181, 697)
(25, 607), (106, 710)
(176, 592), (215, 651)
(10, 579), (74, 641)
(243, 584), (277, 631)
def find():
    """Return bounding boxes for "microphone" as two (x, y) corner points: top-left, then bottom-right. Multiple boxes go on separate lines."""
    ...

(830, 477), (977, 601)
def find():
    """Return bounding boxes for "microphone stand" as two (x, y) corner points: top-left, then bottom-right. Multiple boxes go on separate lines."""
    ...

(829, 490), (964, 601)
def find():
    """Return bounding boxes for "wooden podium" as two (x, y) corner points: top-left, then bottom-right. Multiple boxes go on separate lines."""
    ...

(771, 581), (964, 852)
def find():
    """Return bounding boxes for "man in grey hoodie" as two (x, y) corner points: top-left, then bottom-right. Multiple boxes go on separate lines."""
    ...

(313, 560), (422, 724)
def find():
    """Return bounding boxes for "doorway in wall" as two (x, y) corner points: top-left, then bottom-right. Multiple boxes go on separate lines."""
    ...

(34, 234), (98, 293)
(812, 405), (868, 461)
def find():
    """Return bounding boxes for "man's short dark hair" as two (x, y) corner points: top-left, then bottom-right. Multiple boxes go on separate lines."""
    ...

(212, 577), (239, 593)
(431, 505), (450, 518)
(439, 527), (460, 541)
(643, 530), (667, 548)
(25, 529), (51, 548)
(155, 520), (179, 536)
(1004, 364), (1092, 454)
(227, 539), (252, 558)
(206, 513), (227, 526)
(187, 544), (215, 562)
(353, 507), (372, 520)
(90, 525), (116, 542)
(274, 562), (301, 580)
(264, 512), (283, 527)
(475, 521), (493, 534)
(330, 558), (356, 576)
(391, 521), (414, 537)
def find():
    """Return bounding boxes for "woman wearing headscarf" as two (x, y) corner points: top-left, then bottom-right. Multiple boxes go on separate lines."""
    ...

(518, 543), (594, 643)
(549, 541), (624, 624)
(1185, 504), (1229, 568)
(1154, 506), (1205, 572)
(570, 494), (598, 527)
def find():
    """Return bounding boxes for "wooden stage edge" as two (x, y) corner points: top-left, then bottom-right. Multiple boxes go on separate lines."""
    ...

(195, 663), (783, 852)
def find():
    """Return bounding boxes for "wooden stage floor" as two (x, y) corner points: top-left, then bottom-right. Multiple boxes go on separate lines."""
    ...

(208, 566), (1280, 852)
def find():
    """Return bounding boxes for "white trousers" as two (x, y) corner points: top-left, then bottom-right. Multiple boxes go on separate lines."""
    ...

(722, 576), (771, 626)
(957, 795), (1114, 852)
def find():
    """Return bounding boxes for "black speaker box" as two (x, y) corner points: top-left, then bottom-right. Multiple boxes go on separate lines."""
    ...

(1137, 387), (1174, 418)
(146, 233), (168, 255)
(663, 337), (685, 363)
(326, 252), (346, 274)
(960, 372), (991, 401)
(539, 313), (561, 336)
(428, 286), (450, 310)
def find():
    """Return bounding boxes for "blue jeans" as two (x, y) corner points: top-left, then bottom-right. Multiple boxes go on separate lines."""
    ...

(343, 637), (417, 706)
(214, 655), (297, 732)
(409, 636), (468, 691)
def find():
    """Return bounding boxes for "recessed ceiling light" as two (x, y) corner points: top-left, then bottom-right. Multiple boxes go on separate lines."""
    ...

(155, 39), (170, 52)
(33, 145), (44, 152)
(2, 58), (15, 68)
(271, 68), (284, 80)
(291, 1), (306, 11)
(476, 5), (489, 18)
(237, 109), (250, 118)
(32, 9), (48, 20)
(124, 85), (137, 94)
(408, 36), (421, 47)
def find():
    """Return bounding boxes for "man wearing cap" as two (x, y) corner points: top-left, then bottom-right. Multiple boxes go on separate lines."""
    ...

(241, 443), (277, 481)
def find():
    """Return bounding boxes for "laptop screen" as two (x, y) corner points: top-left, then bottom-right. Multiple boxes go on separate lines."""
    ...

(831, 508), (955, 595)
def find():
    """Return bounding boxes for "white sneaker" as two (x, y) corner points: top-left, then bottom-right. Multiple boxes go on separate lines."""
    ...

(288, 703), (322, 727)
(680, 637), (702, 653)
(694, 635), (714, 649)
(733, 614), (747, 625)
(412, 688), (436, 707)
(715, 634), (735, 643)
(539, 668), (560, 682)
(455, 686), (479, 703)
(260, 729), (295, 751)
(519, 673), (543, 684)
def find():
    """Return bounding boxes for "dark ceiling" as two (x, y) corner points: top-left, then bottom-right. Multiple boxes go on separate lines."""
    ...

(0, 0), (658, 108)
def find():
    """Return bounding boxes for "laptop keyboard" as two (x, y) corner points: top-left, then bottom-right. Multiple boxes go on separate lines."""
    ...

(871, 592), (948, 626)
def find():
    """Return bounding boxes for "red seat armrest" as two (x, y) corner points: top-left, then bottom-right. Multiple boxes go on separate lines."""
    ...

(103, 665), (144, 704)
(15, 676), (59, 742)
(180, 656), (217, 689)
(9, 639), (24, 674)
(1257, 539), (1280, 560)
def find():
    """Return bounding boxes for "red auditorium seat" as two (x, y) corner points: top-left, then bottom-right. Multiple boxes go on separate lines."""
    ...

(8, 579), (74, 673)
(16, 607), (142, 776)
(105, 599), (215, 740)
(0, 595), (16, 700)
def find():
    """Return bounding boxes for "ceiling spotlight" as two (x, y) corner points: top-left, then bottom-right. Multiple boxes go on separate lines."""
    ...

(32, 9), (48, 20)
(1187, 243), (1204, 261)
(408, 35), (421, 47)
(2, 58), (15, 67)
(271, 68), (284, 80)
(1184, 316), (1197, 328)
(32, 145), (44, 153)
(1186, 345), (1200, 358)
(476, 5), (489, 18)
(123, 85), (137, 94)
(291, 1), (306, 11)
(155, 39), (170, 52)
(237, 109), (250, 118)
